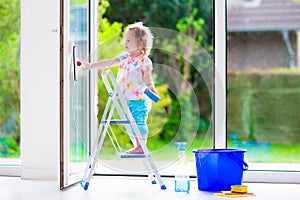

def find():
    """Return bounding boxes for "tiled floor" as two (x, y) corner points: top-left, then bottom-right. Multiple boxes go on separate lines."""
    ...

(1, 176), (300, 200)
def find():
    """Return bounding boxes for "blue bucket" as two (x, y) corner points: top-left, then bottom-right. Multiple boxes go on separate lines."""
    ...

(192, 148), (248, 191)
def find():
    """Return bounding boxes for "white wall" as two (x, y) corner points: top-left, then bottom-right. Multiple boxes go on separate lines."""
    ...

(20, 0), (60, 180)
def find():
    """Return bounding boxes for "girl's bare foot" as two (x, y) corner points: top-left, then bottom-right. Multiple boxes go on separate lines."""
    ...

(126, 147), (144, 154)
(126, 136), (147, 154)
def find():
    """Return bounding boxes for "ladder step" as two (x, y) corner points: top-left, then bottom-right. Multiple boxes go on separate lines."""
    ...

(117, 153), (147, 158)
(101, 120), (130, 124)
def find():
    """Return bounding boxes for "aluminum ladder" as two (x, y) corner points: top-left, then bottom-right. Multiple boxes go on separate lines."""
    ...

(80, 70), (166, 191)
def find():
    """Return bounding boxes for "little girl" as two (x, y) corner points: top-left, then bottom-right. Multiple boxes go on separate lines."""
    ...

(84, 22), (158, 154)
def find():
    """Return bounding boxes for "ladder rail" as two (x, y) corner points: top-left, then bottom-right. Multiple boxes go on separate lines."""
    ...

(81, 70), (166, 190)
(81, 92), (117, 185)
(104, 71), (151, 155)
(102, 71), (136, 146)
(102, 70), (164, 186)
(107, 126), (123, 153)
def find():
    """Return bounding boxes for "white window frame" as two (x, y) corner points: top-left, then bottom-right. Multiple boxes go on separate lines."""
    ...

(214, 0), (227, 149)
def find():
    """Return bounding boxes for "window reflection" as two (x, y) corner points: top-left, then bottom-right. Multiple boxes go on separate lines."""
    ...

(227, 0), (300, 167)
(69, 2), (89, 172)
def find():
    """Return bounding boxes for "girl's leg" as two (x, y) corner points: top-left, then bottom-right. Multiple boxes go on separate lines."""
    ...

(126, 135), (148, 154)
(126, 100), (151, 154)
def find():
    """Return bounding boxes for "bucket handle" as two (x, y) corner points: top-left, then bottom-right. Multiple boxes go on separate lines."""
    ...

(230, 153), (249, 171)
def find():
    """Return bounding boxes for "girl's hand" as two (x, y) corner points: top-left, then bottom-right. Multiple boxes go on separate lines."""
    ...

(84, 62), (92, 70)
(148, 85), (158, 95)
(76, 59), (91, 70)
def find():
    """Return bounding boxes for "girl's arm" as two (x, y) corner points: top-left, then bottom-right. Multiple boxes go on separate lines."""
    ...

(85, 57), (118, 70)
(143, 69), (158, 95)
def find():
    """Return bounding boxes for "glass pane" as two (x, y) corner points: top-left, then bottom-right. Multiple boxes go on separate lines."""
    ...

(68, 0), (89, 176)
(227, 0), (300, 170)
(93, 0), (214, 175)
(0, 0), (21, 166)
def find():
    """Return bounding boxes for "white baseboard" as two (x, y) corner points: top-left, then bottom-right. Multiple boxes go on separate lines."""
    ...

(244, 170), (300, 184)
(21, 167), (57, 180)
(0, 166), (21, 177)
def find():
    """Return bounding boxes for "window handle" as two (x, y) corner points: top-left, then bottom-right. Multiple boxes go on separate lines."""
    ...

(72, 45), (77, 81)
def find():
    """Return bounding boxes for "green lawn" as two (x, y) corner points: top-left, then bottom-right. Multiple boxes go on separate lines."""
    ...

(93, 136), (300, 164)
(228, 141), (300, 163)
(1, 136), (299, 164)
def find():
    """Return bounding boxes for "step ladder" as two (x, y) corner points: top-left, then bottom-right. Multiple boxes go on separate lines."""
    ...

(80, 70), (166, 191)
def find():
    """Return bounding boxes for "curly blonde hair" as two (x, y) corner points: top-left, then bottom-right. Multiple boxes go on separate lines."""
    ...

(125, 22), (153, 56)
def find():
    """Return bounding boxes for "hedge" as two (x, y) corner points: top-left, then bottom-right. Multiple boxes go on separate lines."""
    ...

(227, 70), (300, 144)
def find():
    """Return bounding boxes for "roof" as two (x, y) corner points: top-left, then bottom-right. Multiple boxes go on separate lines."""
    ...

(227, 0), (300, 32)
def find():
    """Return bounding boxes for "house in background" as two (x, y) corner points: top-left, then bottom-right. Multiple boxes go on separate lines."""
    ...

(227, 0), (300, 71)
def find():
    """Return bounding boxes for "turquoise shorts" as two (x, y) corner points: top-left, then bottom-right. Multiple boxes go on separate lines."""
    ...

(127, 99), (151, 136)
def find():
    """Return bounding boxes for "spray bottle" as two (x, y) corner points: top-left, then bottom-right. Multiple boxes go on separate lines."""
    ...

(174, 142), (190, 194)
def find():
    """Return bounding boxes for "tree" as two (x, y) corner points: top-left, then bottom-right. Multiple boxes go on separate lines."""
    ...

(151, 0), (213, 142)
(100, 0), (214, 143)
(0, 0), (21, 155)
(104, 0), (188, 29)
(104, 0), (213, 44)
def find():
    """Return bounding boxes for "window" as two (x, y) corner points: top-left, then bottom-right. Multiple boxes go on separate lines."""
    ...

(0, 0), (21, 173)
(91, 0), (214, 176)
(227, 0), (300, 180)
(16, 0), (300, 186)
(59, 0), (96, 188)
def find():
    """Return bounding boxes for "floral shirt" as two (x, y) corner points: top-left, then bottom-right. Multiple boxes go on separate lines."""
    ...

(116, 52), (153, 100)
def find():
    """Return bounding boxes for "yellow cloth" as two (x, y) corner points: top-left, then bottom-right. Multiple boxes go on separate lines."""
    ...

(214, 192), (256, 198)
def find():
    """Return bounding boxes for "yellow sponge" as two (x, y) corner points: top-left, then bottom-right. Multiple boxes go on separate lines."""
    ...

(231, 185), (248, 193)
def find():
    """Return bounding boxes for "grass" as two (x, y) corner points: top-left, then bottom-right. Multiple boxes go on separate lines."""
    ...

(1, 137), (300, 164)
(270, 144), (300, 163)
(92, 135), (213, 162)
(228, 141), (300, 163)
